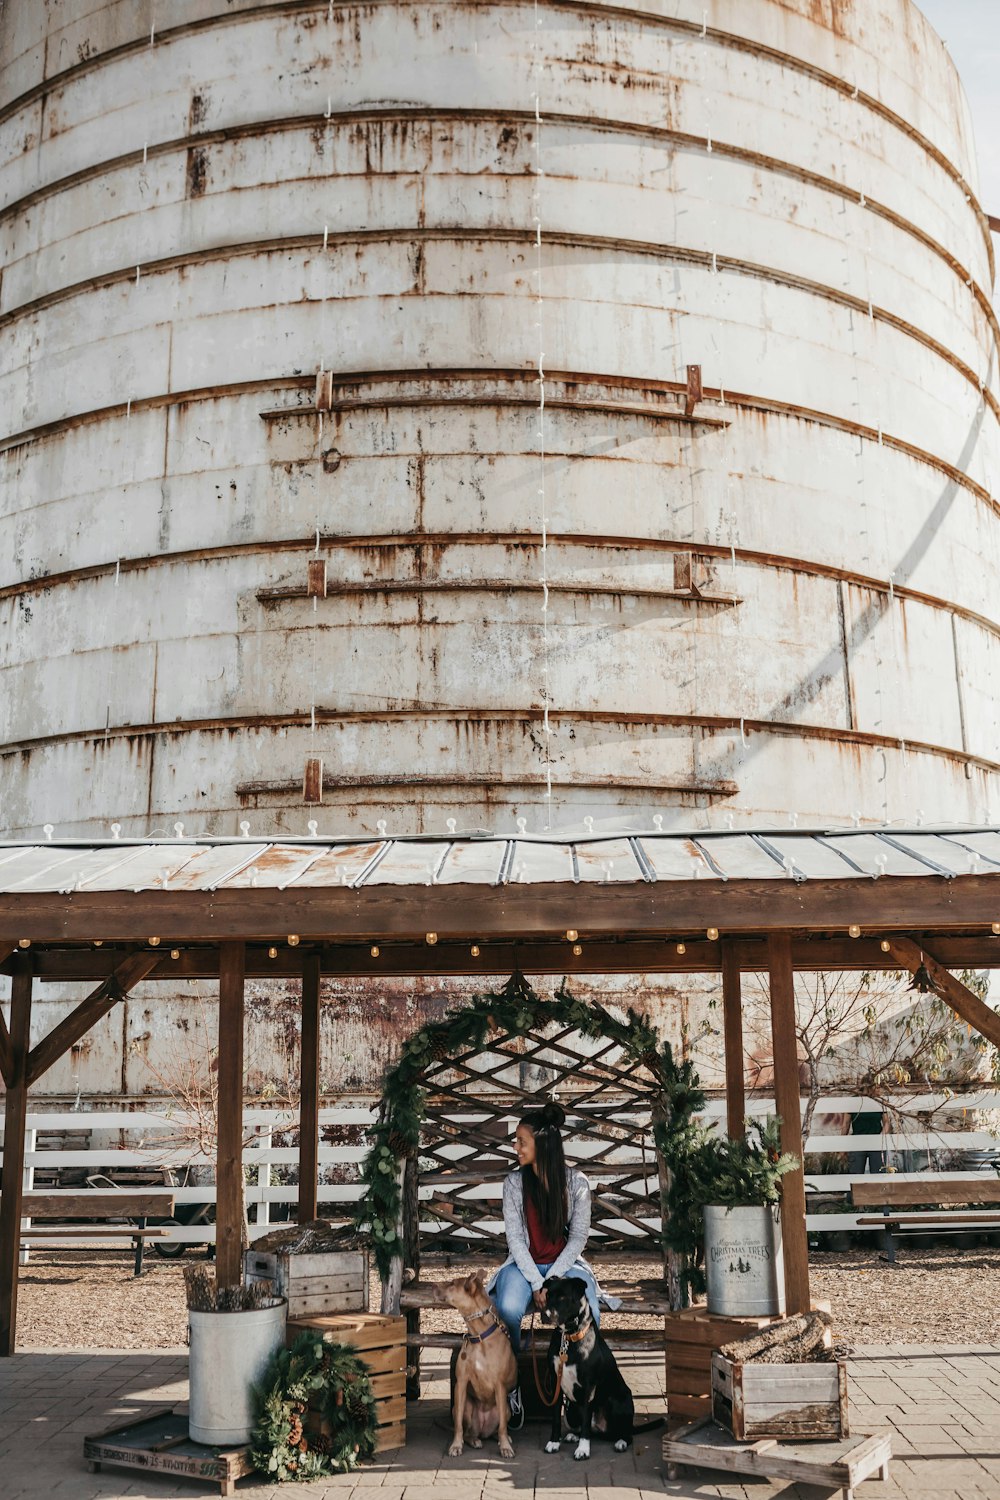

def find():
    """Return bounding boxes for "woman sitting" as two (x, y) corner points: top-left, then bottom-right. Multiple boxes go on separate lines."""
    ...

(487, 1100), (605, 1426)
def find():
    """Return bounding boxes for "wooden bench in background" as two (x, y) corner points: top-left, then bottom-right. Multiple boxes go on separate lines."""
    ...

(852, 1178), (1000, 1262)
(14, 1191), (176, 1276)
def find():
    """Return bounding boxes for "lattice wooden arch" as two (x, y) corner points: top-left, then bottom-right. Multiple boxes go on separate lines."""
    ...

(385, 998), (677, 1392)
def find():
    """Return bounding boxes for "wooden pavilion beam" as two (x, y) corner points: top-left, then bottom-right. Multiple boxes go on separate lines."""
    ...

(767, 933), (810, 1316)
(3, 873), (1000, 944)
(25, 950), (161, 1086)
(8, 933), (1000, 983)
(0, 956), (32, 1356)
(720, 940), (746, 1139)
(886, 937), (1000, 1048)
(297, 953), (321, 1225)
(216, 942), (246, 1290)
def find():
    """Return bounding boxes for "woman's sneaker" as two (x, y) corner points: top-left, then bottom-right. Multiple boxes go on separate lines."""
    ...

(508, 1385), (525, 1430)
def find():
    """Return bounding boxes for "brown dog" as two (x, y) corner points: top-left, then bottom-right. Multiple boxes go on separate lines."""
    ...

(433, 1269), (518, 1459)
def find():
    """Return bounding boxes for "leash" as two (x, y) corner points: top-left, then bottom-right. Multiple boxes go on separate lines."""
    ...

(529, 1311), (592, 1408)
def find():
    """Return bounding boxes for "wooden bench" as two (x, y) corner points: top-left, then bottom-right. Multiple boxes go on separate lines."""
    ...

(852, 1179), (1000, 1262)
(15, 1191), (176, 1276)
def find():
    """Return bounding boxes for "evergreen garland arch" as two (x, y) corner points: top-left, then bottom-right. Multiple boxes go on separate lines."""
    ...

(355, 973), (708, 1296)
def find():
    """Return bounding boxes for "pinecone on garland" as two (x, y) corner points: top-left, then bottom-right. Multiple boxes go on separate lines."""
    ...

(387, 1130), (410, 1155)
(429, 1033), (452, 1060)
(288, 1415), (303, 1447)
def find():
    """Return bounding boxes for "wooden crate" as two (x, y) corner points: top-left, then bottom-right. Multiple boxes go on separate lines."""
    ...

(712, 1352), (848, 1441)
(289, 1311), (406, 1452)
(244, 1247), (368, 1318)
(664, 1307), (783, 1423)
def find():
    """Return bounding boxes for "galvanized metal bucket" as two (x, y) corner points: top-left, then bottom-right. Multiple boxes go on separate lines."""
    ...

(704, 1205), (785, 1317)
(188, 1298), (287, 1446)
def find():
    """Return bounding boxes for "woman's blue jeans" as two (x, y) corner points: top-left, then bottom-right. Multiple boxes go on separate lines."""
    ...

(490, 1261), (600, 1353)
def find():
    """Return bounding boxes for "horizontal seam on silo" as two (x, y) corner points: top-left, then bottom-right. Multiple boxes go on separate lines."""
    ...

(1, 538), (997, 642)
(0, 370), (996, 525)
(233, 773), (739, 795)
(0, 711), (995, 774)
(0, 227), (995, 422)
(0, 0), (990, 275)
(2, 109), (994, 345)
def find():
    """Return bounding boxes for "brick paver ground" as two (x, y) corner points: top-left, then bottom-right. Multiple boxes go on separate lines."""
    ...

(1, 1344), (999, 1498)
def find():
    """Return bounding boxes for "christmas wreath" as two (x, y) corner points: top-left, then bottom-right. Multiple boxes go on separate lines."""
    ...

(354, 972), (708, 1285)
(251, 1331), (378, 1482)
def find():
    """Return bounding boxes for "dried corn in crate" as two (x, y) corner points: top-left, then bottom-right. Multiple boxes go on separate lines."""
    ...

(289, 1311), (406, 1452)
(244, 1247), (368, 1318)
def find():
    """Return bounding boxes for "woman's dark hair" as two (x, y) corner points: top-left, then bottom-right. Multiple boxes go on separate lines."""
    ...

(518, 1101), (568, 1243)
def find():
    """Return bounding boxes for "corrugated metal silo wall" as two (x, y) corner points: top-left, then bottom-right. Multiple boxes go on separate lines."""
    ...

(1, 0), (998, 1095)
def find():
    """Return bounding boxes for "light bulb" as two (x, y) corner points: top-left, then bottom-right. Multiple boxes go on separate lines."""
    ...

(93, 940), (103, 948)
(470, 945), (481, 957)
(848, 924), (861, 938)
(572, 943), (583, 956)
(565, 929), (579, 942)
(993, 922), (1000, 936)
(17, 938), (30, 949)
(268, 946), (278, 959)
(880, 939), (891, 953)
(170, 949), (180, 960)
(148, 936), (161, 947)
(370, 945), (380, 958)
(288, 934), (300, 947)
(676, 942), (687, 955)
(425, 932), (438, 946)
(706, 927), (719, 941)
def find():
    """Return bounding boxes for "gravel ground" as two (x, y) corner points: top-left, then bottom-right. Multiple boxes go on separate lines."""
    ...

(14, 1245), (1000, 1349)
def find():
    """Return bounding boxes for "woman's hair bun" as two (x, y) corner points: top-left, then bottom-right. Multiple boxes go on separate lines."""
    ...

(539, 1100), (566, 1130)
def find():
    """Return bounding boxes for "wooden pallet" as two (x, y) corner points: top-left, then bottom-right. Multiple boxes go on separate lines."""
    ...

(662, 1417), (891, 1499)
(83, 1408), (255, 1497)
(289, 1311), (407, 1452)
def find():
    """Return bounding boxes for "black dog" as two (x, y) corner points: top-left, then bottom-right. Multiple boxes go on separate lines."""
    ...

(540, 1275), (635, 1461)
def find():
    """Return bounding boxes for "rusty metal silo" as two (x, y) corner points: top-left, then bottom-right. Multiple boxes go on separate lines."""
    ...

(1, 0), (998, 839)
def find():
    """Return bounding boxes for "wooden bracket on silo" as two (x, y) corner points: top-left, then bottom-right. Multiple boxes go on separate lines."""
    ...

(307, 559), (328, 597)
(303, 757), (324, 804)
(315, 370), (333, 411)
(684, 363), (703, 416)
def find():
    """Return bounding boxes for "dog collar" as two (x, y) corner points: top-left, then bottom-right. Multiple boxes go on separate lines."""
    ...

(566, 1317), (592, 1344)
(464, 1319), (506, 1345)
(462, 1306), (508, 1345)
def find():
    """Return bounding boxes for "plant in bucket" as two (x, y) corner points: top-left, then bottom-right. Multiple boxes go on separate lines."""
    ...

(184, 1266), (287, 1446)
(702, 1118), (799, 1317)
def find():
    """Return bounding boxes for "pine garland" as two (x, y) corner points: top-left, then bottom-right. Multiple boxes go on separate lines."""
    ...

(250, 1332), (378, 1482)
(353, 972), (798, 1303)
(354, 972), (706, 1280)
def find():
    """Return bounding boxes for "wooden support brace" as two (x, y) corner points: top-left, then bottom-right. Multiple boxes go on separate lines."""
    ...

(767, 932), (810, 1315)
(216, 942), (246, 1289)
(886, 936), (1000, 1049)
(26, 950), (160, 1085)
(721, 940), (746, 1139)
(0, 957), (32, 1355)
(297, 953), (321, 1224)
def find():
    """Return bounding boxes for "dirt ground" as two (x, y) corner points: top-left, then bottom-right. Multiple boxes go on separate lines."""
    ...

(14, 1245), (1000, 1350)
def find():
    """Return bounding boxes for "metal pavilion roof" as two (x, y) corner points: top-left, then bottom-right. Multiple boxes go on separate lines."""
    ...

(0, 825), (998, 894)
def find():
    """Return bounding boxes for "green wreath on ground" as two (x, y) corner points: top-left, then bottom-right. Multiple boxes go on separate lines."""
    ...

(353, 972), (707, 1284)
(251, 1331), (378, 1482)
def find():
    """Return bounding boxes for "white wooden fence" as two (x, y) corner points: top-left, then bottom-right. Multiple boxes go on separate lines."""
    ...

(1, 1094), (998, 1248)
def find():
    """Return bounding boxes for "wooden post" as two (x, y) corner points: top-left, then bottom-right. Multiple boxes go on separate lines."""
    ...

(297, 953), (321, 1225)
(767, 932), (810, 1315)
(402, 1153), (421, 1400)
(216, 941), (246, 1290)
(0, 956), (32, 1355)
(721, 940), (746, 1140)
